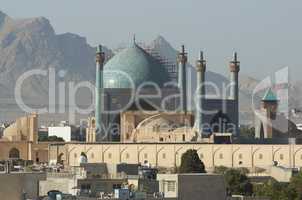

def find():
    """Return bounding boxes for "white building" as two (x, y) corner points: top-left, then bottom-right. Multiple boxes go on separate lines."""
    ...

(48, 126), (72, 142)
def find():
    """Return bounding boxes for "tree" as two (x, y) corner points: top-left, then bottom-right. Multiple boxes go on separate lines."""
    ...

(223, 168), (253, 196)
(214, 166), (228, 175)
(179, 149), (206, 173)
(249, 170), (302, 199)
(39, 135), (64, 142)
(289, 171), (302, 199)
(254, 180), (297, 200)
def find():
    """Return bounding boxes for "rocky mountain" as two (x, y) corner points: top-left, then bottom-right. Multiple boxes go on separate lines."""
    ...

(0, 11), (112, 104)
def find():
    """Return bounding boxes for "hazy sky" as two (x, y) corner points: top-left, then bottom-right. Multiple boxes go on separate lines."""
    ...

(2, 0), (302, 81)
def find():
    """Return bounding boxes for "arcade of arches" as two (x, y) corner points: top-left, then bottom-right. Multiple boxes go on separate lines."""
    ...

(0, 141), (48, 162)
(49, 142), (302, 170)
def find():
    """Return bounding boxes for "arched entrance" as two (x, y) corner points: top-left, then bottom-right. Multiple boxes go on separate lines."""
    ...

(57, 153), (64, 165)
(210, 110), (232, 133)
(9, 148), (20, 159)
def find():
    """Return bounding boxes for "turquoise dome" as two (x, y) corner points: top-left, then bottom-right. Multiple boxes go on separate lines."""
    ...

(103, 44), (170, 88)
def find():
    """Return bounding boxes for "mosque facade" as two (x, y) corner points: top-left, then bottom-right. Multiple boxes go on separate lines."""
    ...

(87, 41), (240, 142)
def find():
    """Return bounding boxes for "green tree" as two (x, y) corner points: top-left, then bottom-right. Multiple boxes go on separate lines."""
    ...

(39, 135), (64, 142)
(214, 166), (252, 196)
(179, 149), (206, 173)
(47, 136), (64, 142)
(253, 171), (302, 200)
(254, 180), (297, 200)
(289, 171), (302, 199)
(224, 168), (253, 196)
(214, 166), (228, 174)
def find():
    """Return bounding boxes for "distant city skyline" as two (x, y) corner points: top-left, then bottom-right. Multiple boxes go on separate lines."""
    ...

(1, 0), (302, 81)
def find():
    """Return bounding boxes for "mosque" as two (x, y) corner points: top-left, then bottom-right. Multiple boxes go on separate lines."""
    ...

(3, 39), (302, 171)
(0, 39), (239, 164)
(86, 41), (240, 143)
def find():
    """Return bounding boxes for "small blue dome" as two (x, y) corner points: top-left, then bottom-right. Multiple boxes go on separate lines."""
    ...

(262, 88), (278, 102)
(103, 44), (170, 88)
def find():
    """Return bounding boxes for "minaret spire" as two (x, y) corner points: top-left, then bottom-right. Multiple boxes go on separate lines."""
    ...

(133, 34), (136, 44)
(95, 44), (105, 140)
(195, 51), (206, 136)
(234, 52), (237, 62)
(229, 51), (240, 135)
(200, 51), (204, 61)
(177, 45), (188, 113)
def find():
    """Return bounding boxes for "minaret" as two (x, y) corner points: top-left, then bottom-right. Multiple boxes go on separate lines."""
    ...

(229, 52), (240, 135)
(195, 51), (206, 133)
(177, 45), (188, 113)
(95, 45), (105, 135)
(256, 88), (278, 139)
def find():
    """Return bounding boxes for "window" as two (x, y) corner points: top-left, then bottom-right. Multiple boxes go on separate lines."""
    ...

(126, 153), (130, 159)
(74, 153), (77, 158)
(167, 181), (176, 192)
(259, 154), (263, 159)
(238, 154), (243, 159)
(144, 153), (148, 159)
(112, 97), (117, 103)
(108, 153), (112, 159)
(300, 154), (302, 160)
(200, 154), (204, 159)
(113, 184), (122, 189)
(80, 184), (91, 194)
(162, 153), (166, 159)
(280, 154), (284, 160)
(91, 153), (94, 159)
(219, 153), (223, 159)
(9, 148), (20, 159)
(36, 153), (40, 163)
